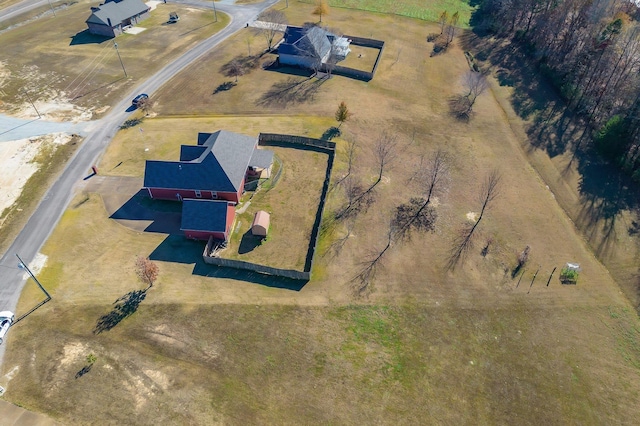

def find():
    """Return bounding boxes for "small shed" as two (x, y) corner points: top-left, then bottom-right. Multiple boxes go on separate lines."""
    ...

(251, 211), (270, 237)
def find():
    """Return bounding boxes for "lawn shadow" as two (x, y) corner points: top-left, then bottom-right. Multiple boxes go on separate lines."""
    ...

(69, 29), (112, 45)
(238, 230), (262, 254)
(94, 288), (147, 333)
(322, 126), (341, 140)
(212, 81), (236, 94)
(192, 261), (308, 290)
(575, 147), (640, 259)
(149, 234), (205, 264)
(148, 234), (308, 290)
(110, 191), (183, 234)
(75, 364), (93, 379)
(256, 76), (326, 108)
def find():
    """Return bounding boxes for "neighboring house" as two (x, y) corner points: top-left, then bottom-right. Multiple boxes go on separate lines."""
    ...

(144, 130), (274, 242)
(278, 25), (351, 69)
(144, 130), (274, 204)
(86, 0), (151, 37)
(181, 199), (236, 241)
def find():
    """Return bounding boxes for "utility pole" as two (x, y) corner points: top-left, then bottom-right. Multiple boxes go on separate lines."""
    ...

(114, 42), (128, 78)
(23, 89), (41, 118)
(16, 254), (51, 300)
(212, 0), (217, 22)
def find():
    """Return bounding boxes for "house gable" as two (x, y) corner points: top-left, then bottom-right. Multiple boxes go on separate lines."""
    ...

(144, 130), (266, 195)
(86, 0), (149, 27)
(180, 199), (235, 240)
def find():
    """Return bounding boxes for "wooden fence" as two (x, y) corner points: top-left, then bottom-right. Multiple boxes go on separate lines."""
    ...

(202, 133), (336, 281)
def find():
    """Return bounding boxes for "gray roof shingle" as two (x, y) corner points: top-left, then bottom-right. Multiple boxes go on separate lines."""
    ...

(180, 199), (231, 232)
(86, 0), (149, 26)
(249, 148), (274, 170)
(144, 130), (258, 193)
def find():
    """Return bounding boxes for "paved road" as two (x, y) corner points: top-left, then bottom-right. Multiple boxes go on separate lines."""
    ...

(0, 114), (94, 142)
(0, 0), (278, 364)
(0, 0), (51, 24)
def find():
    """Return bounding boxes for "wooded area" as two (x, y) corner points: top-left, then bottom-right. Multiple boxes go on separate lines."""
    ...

(475, 0), (640, 182)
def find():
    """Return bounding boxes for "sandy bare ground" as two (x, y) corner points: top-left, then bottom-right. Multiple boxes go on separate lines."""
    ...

(0, 133), (73, 217)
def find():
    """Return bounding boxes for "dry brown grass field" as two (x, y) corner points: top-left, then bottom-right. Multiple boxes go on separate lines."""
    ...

(0, 0), (227, 117)
(2, 1), (640, 424)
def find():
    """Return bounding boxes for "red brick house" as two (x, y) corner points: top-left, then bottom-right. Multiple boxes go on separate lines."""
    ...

(144, 130), (273, 204)
(143, 130), (273, 242)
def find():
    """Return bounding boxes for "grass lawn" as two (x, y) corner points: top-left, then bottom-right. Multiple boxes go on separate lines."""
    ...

(297, 0), (474, 26)
(3, 2), (640, 424)
(226, 146), (328, 270)
(3, 301), (640, 424)
(0, 0), (228, 117)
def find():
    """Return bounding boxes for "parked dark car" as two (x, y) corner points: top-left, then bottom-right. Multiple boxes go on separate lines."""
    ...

(132, 93), (149, 107)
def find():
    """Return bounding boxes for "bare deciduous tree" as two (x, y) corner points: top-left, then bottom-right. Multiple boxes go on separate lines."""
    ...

(333, 138), (357, 189)
(256, 9), (287, 51)
(447, 170), (501, 269)
(393, 149), (449, 240)
(463, 71), (489, 104)
(438, 10), (449, 34)
(450, 72), (489, 119)
(136, 97), (154, 116)
(336, 175), (375, 220)
(372, 131), (399, 186)
(352, 220), (393, 296)
(135, 256), (159, 289)
(226, 59), (244, 82)
(445, 11), (459, 46)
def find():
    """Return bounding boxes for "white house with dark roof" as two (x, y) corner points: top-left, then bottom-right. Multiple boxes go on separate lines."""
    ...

(278, 25), (351, 70)
(86, 0), (150, 37)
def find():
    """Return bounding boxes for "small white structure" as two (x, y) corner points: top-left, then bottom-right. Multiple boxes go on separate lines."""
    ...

(251, 211), (270, 237)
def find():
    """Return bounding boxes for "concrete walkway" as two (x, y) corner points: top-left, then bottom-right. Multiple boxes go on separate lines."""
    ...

(0, 399), (61, 425)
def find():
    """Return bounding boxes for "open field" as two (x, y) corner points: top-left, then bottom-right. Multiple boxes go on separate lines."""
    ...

(298, 0), (474, 26)
(3, 301), (640, 424)
(0, 0), (228, 118)
(2, 1), (640, 423)
(459, 32), (640, 310)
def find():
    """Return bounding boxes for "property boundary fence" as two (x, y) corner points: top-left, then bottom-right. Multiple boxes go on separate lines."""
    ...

(202, 133), (336, 282)
(326, 36), (385, 81)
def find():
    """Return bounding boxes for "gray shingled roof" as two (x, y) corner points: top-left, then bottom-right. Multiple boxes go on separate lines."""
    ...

(180, 199), (232, 233)
(144, 130), (258, 193)
(86, 0), (149, 26)
(249, 148), (274, 170)
(279, 25), (332, 59)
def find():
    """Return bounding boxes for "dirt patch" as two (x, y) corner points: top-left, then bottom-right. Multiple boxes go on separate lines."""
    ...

(0, 133), (72, 217)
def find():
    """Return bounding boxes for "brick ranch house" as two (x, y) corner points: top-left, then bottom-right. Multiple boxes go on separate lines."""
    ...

(143, 130), (274, 241)
(86, 0), (150, 37)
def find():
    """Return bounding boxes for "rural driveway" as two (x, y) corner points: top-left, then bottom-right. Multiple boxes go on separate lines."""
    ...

(0, 0), (279, 365)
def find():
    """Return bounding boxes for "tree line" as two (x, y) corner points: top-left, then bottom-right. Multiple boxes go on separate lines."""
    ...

(475, 0), (640, 182)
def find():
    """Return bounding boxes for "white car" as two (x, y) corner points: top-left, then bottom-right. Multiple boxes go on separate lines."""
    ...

(0, 311), (15, 345)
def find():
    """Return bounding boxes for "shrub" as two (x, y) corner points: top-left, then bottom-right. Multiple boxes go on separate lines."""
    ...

(560, 267), (579, 284)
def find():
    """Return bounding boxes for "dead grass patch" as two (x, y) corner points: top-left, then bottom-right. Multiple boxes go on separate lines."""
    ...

(225, 146), (327, 270)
